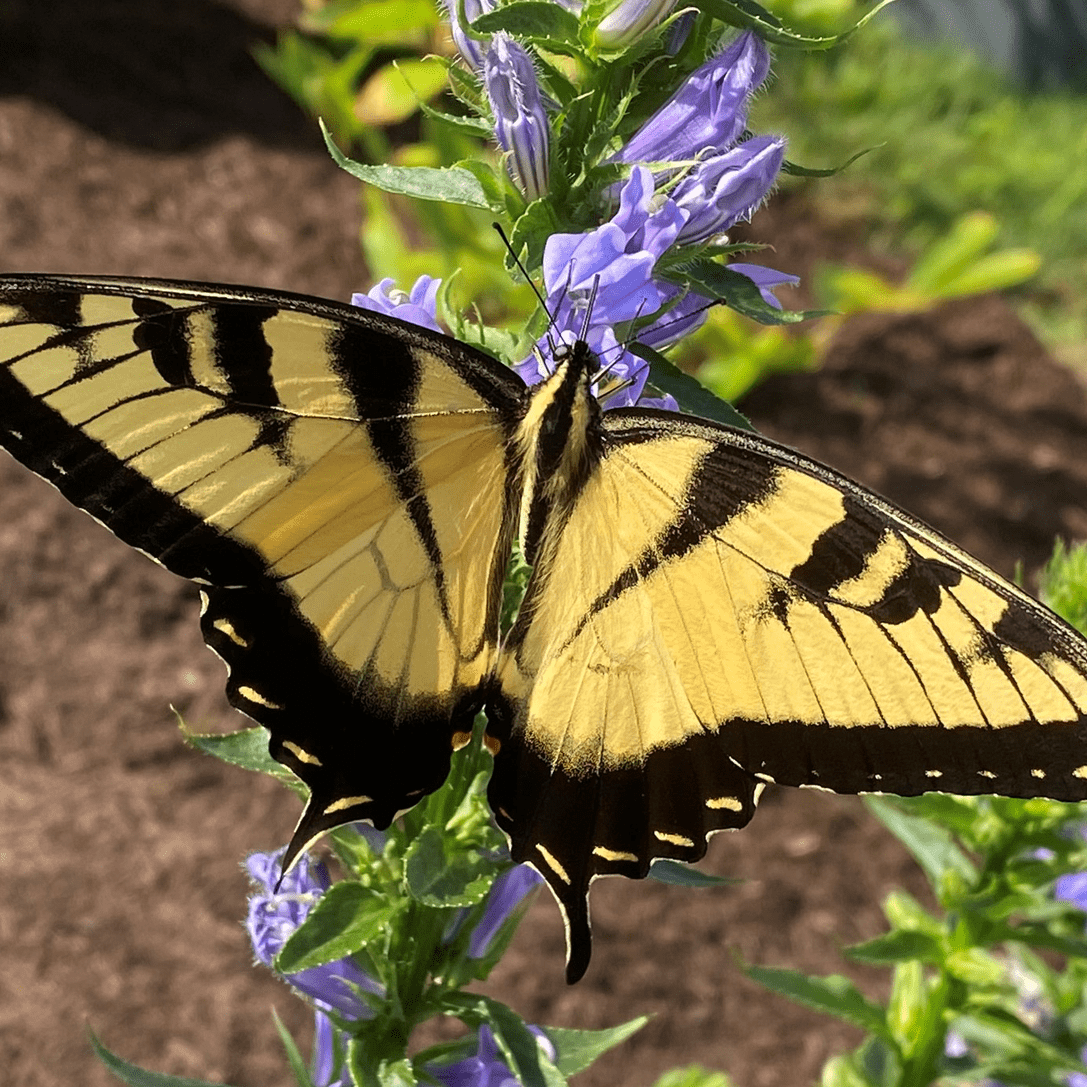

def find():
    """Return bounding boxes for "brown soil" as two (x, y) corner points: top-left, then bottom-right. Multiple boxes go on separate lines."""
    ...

(2, 4), (1086, 1087)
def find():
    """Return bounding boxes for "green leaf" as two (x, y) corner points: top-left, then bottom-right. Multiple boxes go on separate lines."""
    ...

(781, 145), (880, 178)
(378, 1059), (417, 1087)
(180, 724), (285, 776)
(743, 965), (890, 1038)
(322, 121), (492, 209)
(271, 1008), (312, 1087)
(651, 1065), (731, 1087)
(320, 0), (440, 39)
(694, 0), (901, 50)
(546, 1019), (648, 1077)
(472, 2), (582, 49)
(844, 929), (942, 966)
(89, 1032), (240, 1087)
(441, 994), (567, 1087)
(998, 921), (1087, 959)
(648, 858), (740, 888)
(403, 825), (493, 907)
(630, 344), (755, 431)
(417, 99), (494, 139)
(356, 58), (450, 126)
(864, 796), (977, 888)
(277, 882), (397, 972)
(668, 262), (814, 326)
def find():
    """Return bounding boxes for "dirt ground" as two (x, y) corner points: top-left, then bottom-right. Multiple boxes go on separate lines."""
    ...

(2, 4), (1087, 1087)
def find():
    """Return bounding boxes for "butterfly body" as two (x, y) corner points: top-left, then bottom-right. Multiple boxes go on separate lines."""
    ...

(2, 273), (1087, 984)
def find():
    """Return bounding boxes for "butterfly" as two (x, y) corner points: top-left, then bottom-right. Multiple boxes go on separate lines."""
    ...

(2, 273), (1087, 983)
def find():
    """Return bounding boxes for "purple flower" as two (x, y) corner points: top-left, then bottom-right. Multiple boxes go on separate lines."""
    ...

(595, 0), (678, 48)
(1069, 1047), (1087, 1087)
(351, 276), (442, 333)
(638, 284), (713, 351)
(728, 262), (800, 310)
(313, 1011), (354, 1087)
(671, 135), (785, 245)
(430, 1024), (556, 1087)
(1055, 871), (1087, 912)
(245, 849), (384, 1020)
(443, 0), (496, 70)
(515, 167), (793, 407)
(484, 34), (550, 200)
(468, 865), (544, 959)
(612, 31), (771, 170)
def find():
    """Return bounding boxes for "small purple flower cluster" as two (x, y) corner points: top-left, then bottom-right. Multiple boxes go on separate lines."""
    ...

(363, 24), (795, 411)
(246, 848), (544, 1087)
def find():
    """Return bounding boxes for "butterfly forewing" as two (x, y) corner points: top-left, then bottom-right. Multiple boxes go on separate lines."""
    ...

(0, 275), (524, 851)
(488, 408), (1087, 980)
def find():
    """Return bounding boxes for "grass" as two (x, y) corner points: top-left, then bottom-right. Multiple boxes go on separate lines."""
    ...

(749, 13), (1087, 364)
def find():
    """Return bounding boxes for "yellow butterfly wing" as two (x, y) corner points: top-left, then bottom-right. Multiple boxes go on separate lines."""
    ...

(488, 409), (1087, 981)
(0, 275), (524, 856)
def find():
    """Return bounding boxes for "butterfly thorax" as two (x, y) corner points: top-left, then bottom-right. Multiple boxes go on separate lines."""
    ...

(514, 340), (604, 565)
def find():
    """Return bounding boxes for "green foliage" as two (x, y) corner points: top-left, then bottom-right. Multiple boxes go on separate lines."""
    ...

(752, 13), (1087, 344)
(1040, 540), (1087, 638)
(651, 1066), (733, 1087)
(746, 793), (1087, 1086)
(815, 211), (1041, 315)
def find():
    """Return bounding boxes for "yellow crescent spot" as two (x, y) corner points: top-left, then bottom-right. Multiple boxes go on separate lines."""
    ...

(1031, 769), (1046, 779)
(282, 741), (322, 767)
(1075, 766), (1087, 779)
(925, 770), (943, 779)
(978, 770), (997, 779)
(535, 844), (570, 884)
(706, 796), (743, 811)
(654, 831), (695, 848)
(238, 686), (282, 709)
(323, 795), (372, 815)
(593, 846), (639, 863)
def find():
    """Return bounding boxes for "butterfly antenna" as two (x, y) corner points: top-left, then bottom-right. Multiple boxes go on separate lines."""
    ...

(493, 222), (554, 328)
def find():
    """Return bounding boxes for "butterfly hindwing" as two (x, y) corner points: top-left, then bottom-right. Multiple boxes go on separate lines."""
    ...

(488, 408), (1087, 979)
(0, 275), (525, 850)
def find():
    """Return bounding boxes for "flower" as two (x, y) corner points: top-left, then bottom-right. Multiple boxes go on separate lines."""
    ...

(671, 134), (786, 245)
(430, 1024), (556, 1087)
(484, 33), (550, 200)
(443, 0), (497, 71)
(468, 864), (544, 959)
(245, 849), (384, 1020)
(1055, 870), (1087, 912)
(595, 0), (678, 49)
(611, 31), (771, 171)
(515, 166), (795, 408)
(727, 262), (800, 311)
(351, 276), (442, 333)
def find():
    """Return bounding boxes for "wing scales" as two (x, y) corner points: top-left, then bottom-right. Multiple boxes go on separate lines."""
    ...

(0, 275), (525, 861)
(490, 409), (1087, 980)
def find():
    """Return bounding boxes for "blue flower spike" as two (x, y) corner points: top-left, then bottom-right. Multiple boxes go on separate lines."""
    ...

(484, 33), (551, 201)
